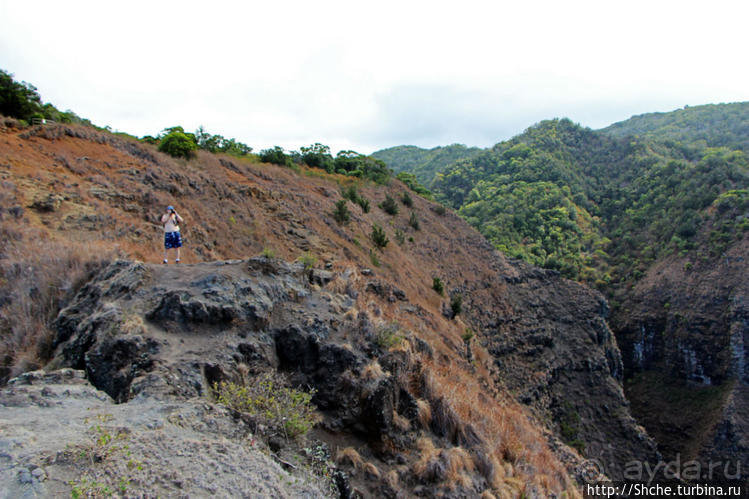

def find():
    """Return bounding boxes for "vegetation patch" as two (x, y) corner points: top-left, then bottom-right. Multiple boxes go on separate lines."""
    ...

(214, 373), (318, 440)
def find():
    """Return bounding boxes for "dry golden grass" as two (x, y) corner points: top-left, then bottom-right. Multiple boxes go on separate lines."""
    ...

(363, 461), (381, 480)
(415, 358), (577, 495)
(362, 360), (386, 381)
(0, 221), (115, 381)
(393, 410), (411, 432)
(335, 447), (364, 471)
(444, 446), (475, 489)
(416, 399), (432, 429)
(384, 469), (399, 490)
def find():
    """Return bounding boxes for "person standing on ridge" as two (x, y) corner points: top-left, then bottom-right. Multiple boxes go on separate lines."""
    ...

(161, 205), (184, 264)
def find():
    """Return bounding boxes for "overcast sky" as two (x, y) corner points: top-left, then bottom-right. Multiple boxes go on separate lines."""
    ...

(2, 0), (748, 154)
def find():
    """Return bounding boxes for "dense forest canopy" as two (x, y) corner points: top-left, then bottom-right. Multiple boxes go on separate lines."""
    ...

(429, 114), (749, 287)
(602, 102), (749, 152)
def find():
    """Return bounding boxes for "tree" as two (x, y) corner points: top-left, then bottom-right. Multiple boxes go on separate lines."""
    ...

(259, 146), (292, 166)
(0, 69), (42, 120)
(158, 130), (198, 159)
(300, 143), (333, 170)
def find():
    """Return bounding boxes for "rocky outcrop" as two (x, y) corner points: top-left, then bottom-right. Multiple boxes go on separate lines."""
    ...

(0, 369), (327, 498)
(48, 258), (492, 496)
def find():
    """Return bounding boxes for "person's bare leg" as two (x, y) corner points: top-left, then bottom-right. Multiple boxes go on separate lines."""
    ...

(163, 247), (168, 263)
(176, 247), (181, 263)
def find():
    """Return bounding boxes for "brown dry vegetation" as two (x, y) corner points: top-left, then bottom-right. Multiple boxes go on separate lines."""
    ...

(0, 120), (583, 495)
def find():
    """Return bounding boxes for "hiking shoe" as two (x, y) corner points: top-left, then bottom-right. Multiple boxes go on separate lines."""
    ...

(163, 259), (168, 264)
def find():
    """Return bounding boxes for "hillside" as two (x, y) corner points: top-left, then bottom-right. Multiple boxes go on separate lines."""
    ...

(372, 144), (484, 187)
(408, 109), (749, 478)
(602, 102), (749, 152)
(0, 117), (665, 496)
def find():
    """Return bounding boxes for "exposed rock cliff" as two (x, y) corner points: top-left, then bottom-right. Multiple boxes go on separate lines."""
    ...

(613, 234), (749, 473)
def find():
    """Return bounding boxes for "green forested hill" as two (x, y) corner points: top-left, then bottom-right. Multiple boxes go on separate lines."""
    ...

(372, 144), (483, 186)
(430, 117), (749, 287)
(602, 102), (749, 152)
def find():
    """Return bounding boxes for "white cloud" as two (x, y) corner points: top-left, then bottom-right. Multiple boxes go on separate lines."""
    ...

(1, 0), (748, 153)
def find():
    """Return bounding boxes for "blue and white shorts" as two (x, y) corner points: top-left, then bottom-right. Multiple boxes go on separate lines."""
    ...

(164, 231), (182, 249)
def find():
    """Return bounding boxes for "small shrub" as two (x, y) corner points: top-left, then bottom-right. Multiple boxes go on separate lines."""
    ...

(298, 251), (317, 270)
(261, 247), (276, 259)
(432, 277), (445, 296)
(342, 185), (358, 202)
(356, 196), (370, 213)
(433, 204), (446, 216)
(379, 195), (399, 216)
(371, 224), (389, 249)
(375, 323), (403, 349)
(450, 294), (463, 317)
(462, 328), (475, 343)
(214, 373), (318, 439)
(342, 185), (370, 212)
(369, 249), (380, 267)
(394, 228), (406, 245)
(332, 199), (351, 225)
(409, 211), (420, 231)
(401, 191), (413, 207)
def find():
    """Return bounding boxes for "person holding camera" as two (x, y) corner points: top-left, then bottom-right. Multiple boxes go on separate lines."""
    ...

(161, 205), (184, 264)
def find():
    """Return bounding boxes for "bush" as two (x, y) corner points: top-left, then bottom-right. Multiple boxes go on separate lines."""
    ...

(298, 251), (317, 270)
(332, 199), (350, 225)
(379, 195), (399, 215)
(375, 323), (403, 349)
(433, 204), (447, 216)
(409, 212), (420, 231)
(357, 197), (370, 213)
(371, 224), (389, 249)
(432, 277), (445, 296)
(158, 131), (198, 159)
(462, 328), (475, 343)
(259, 146), (293, 166)
(450, 294), (463, 317)
(394, 228), (405, 245)
(401, 192), (413, 207)
(214, 373), (318, 439)
(342, 185), (359, 202)
(342, 185), (370, 213)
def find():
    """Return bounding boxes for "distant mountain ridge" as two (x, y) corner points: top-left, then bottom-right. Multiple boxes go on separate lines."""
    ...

(372, 143), (483, 187)
(374, 102), (749, 188)
(602, 101), (749, 151)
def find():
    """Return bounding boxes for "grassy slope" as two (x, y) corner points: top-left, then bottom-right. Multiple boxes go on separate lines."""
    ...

(0, 118), (580, 496)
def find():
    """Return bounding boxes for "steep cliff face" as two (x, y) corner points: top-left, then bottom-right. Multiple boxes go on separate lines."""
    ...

(1, 121), (660, 492)
(612, 234), (749, 470)
(478, 260), (658, 478)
